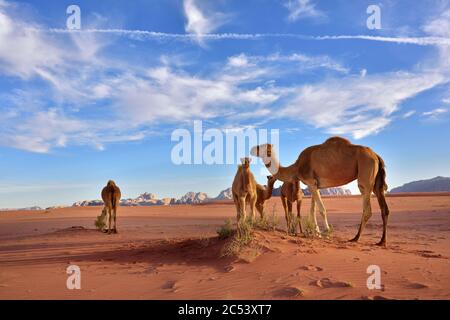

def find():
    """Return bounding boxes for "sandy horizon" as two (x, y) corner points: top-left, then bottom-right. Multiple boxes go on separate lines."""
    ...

(0, 194), (449, 300)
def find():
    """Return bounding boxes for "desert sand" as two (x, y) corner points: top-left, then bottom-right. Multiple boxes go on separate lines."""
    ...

(0, 194), (449, 300)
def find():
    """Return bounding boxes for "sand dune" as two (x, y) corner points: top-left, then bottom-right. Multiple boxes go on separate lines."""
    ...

(0, 195), (449, 300)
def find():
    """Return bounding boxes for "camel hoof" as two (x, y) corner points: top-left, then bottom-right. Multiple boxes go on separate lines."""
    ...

(112, 229), (118, 234)
(349, 237), (359, 243)
(376, 240), (386, 247)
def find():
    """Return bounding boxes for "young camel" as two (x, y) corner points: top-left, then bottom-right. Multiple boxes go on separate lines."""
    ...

(255, 175), (277, 218)
(251, 137), (390, 246)
(232, 158), (257, 232)
(280, 180), (304, 235)
(101, 180), (121, 234)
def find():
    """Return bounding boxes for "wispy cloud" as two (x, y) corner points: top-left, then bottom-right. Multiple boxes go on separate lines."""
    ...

(422, 108), (448, 119)
(41, 29), (450, 47)
(284, 0), (326, 22)
(1, 0), (449, 153)
(183, 0), (228, 44)
(279, 72), (445, 139)
(402, 110), (416, 118)
(422, 9), (450, 37)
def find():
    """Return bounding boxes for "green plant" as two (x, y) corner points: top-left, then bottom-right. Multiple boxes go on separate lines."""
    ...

(95, 210), (107, 231)
(217, 219), (234, 239)
(254, 212), (279, 231)
(221, 219), (254, 257)
(302, 216), (316, 238)
(323, 223), (334, 238)
(289, 214), (300, 235)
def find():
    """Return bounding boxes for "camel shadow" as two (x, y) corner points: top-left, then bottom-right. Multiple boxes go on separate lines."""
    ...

(0, 228), (235, 272)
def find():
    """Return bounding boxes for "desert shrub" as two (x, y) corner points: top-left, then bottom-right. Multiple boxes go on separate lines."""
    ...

(289, 214), (300, 235)
(302, 216), (316, 238)
(217, 219), (235, 239)
(198, 234), (211, 248)
(323, 223), (334, 238)
(254, 212), (279, 231)
(95, 209), (107, 231)
(221, 219), (254, 257)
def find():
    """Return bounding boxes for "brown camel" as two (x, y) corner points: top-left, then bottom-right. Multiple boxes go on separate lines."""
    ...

(255, 175), (277, 218)
(280, 180), (304, 235)
(251, 137), (390, 246)
(101, 180), (121, 234)
(232, 158), (257, 231)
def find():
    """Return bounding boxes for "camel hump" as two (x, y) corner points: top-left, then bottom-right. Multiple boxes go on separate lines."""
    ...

(324, 136), (352, 145)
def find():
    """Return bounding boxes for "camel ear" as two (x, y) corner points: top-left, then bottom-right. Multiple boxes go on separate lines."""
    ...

(240, 158), (245, 164)
(267, 175), (271, 179)
(248, 158), (252, 163)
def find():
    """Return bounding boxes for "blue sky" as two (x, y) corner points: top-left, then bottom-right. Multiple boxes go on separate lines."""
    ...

(0, 0), (449, 208)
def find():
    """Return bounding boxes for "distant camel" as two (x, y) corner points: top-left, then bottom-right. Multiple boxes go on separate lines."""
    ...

(280, 180), (305, 235)
(251, 137), (390, 246)
(255, 175), (277, 218)
(101, 180), (121, 234)
(232, 158), (257, 232)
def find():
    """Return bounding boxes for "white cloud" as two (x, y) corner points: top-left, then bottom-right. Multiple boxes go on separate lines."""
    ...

(1, 1), (449, 153)
(422, 108), (448, 119)
(402, 110), (416, 118)
(183, 0), (227, 44)
(0, 4), (66, 79)
(279, 72), (445, 139)
(423, 9), (450, 37)
(284, 0), (325, 22)
(226, 53), (348, 73)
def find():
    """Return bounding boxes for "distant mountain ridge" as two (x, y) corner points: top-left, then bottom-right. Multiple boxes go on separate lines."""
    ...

(390, 176), (450, 193)
(272, 186), (352, 196)
(68, 185), (353, 208)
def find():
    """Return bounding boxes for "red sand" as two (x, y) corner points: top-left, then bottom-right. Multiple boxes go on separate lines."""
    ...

(0, 194), (449, 300)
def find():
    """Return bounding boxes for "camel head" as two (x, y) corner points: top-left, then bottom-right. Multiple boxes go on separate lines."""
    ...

(107, 180), (116, 187)
(240, 157), (252, 169)
(250, 144), (273, 158)
(266, 175), (277, 184)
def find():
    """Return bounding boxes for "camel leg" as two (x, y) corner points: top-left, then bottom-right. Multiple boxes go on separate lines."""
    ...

(112, 206), (118, 234)
(250, 195), (257, 224)
(308, 187), (321, 235)
(239, 196), (247, 224)
(255, 203), (263, 219)
(350, 190), (372, 242)
(310, 187), (330, 232)
(107, 207), (113, 234)
(296, 199), (303, 234)
(374, 188), (390, 247)
(309, 194), (320, 234)
(287, 200), (293, 234)
(281, 195), (290, 234)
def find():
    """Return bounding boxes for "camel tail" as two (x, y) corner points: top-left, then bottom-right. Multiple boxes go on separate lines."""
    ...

(111, 189), (119, 210)
(374, 155), (388, 192)
(374, 154), (390, 246)
(374, 154), (390, 218)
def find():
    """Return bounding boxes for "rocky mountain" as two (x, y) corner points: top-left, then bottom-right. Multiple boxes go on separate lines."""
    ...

(272, 186), (352, 196)
(0, 206), (43, 211)
(390, 176), (450, 193)
(72, 193), (175, 207)
(70, 184), (353, 208)
(170, 192), (209, 205)
(215, 187), (233, 200)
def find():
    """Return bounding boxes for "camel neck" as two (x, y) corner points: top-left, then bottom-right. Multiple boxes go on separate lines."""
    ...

(262, 153), (298, 183)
